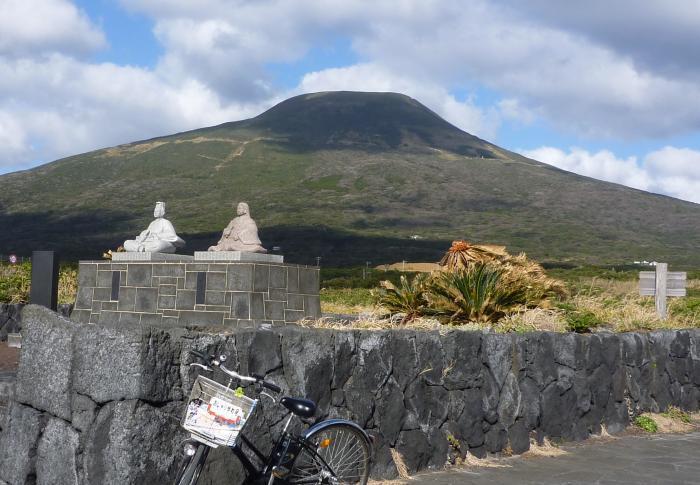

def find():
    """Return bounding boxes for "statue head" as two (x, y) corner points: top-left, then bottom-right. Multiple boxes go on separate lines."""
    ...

(237, 202), (250, 216)
(154, 201), (166, 218)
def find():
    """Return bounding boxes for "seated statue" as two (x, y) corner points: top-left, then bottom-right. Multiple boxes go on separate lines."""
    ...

(123, 202), (185, 253)
(208, 202), (267, 253)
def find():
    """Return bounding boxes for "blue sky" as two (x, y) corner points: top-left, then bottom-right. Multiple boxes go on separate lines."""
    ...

(1, 0), (699, 203)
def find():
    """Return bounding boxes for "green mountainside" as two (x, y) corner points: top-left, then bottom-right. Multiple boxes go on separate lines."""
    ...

(1, 91), (698, 266)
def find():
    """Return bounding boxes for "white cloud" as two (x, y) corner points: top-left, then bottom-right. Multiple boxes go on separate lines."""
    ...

(0, 0), (106, 57)
(297, 63), (499, 140)
(495, 1), (700, 79)
(1, 0), (700, 182)
(115, 0), (700, 139)
(521, 146), (700, 203)
(0, 54), (270, 170)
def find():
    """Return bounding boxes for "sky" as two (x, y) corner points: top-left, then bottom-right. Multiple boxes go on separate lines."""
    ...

(1, 0), (699, 203)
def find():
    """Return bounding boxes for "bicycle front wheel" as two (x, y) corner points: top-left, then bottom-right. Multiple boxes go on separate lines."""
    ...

(174, 442), (209, 485)
(288, 423), (370, 484)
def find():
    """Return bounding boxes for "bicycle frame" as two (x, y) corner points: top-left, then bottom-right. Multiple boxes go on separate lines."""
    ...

(187, 417), (364, 484)
(179, 353), (372, 484)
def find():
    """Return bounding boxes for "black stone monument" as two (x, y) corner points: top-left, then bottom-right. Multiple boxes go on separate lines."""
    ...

(30, 250), (59, 311)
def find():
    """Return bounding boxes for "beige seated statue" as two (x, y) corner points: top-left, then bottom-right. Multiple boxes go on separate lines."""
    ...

(208, 202), (267, 253)
(123, 202), (185, 253)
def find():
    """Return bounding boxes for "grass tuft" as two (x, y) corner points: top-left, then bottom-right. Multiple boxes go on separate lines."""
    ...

(634, 415), (658, 433)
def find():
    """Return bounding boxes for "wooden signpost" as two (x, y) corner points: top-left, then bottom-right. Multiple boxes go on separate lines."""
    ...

(639, 263), (686, 319)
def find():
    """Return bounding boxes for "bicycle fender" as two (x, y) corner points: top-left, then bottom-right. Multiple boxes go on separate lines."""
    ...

(302, 419), (373, 452)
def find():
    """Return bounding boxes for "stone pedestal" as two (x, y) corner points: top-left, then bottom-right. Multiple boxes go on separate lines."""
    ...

(194, 251), (283, 263)
(111, 252), (193, 261)
(71, 258), (320, 328)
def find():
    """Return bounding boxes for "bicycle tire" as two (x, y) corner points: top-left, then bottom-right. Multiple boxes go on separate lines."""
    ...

(287, 423), (371, 484)
(174, 442), (209, 485)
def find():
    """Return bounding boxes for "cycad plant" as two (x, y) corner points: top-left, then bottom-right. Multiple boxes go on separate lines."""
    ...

(378, 273), (430, 323)
(429, 263), (527, 323)
(440, 240), (566, 305)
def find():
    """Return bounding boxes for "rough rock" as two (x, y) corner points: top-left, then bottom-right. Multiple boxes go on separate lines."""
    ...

(83, 400), (185, 485)
(15, 305), (77, 420)
(0, 402), (43, 485)
(36, 418), (80, 485)
(3, 308), (700, 483)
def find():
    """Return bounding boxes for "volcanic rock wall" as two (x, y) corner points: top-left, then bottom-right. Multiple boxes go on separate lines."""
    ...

(0, 304), (72, 341)
(1, 306), (699, 484)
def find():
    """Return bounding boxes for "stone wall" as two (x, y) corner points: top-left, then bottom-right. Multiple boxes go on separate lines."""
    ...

(1, 306), (699, 484)
(71, 260), (320, 328)
(0, 304), (72, 341)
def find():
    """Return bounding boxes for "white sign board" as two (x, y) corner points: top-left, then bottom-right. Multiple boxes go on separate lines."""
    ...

(639, 271), (687, 297)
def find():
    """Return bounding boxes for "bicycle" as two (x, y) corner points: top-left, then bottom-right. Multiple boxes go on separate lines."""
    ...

(174, 350), (372, 485)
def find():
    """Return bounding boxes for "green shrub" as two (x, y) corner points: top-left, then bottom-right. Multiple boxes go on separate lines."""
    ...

(429, 264), (527, 323)
(670, 297), (700, 320)
(662, 406), (692, 423)
(321, 267), (411, 289)
(555, 301), (604, 333)
(0, 262), (78, 304)
(0, 262), (31, 303)
(634, 415), (658, 433)
(320, 288), (376, 309)
(377, 273), (430, 323)
(563, 309), (604, 333)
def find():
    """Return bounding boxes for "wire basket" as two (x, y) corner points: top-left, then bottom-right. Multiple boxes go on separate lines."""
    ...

(182, 375), (257, 448)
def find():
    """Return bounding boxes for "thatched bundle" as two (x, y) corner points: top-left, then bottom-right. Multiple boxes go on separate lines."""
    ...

(439, 240), (566, 304)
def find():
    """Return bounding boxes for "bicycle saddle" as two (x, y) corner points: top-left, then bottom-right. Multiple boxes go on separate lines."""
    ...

(280, 397), (316, 418)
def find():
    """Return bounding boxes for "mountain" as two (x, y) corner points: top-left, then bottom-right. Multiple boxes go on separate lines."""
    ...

(1, 91), (699, 266)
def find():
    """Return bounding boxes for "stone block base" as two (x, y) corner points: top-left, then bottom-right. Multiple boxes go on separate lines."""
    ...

(194, 251), (283, 263)
(71, 260), (320, 328)
(111, 252), (193, 261)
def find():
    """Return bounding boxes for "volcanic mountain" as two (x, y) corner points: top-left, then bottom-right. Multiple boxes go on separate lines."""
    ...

(1, 91), (698, 266)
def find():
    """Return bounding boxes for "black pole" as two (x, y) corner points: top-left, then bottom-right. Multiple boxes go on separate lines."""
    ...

(30, 250), (59, 311)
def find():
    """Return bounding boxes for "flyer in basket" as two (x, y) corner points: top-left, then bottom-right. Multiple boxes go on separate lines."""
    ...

(185, 397), (246, 437)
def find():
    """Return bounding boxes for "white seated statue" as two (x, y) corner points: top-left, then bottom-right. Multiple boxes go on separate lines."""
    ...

(123, 202), (185, 253)
(208, 202), (267, 253)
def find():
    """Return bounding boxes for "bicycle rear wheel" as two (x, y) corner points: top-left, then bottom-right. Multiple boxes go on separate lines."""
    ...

(288, 423), (370, 484)
(174, 442), (209, 485)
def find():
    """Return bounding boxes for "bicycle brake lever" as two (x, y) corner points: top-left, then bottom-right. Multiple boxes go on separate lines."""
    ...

(189, 363), (212, 371)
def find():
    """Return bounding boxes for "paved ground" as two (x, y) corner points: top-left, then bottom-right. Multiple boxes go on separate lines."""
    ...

(0, 342), (18, 425)
(410, 432), (700, 485)
(0, 342), (19, 372)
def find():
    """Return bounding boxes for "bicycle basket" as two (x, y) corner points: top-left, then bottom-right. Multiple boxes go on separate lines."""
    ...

(182, 375), (257, 447)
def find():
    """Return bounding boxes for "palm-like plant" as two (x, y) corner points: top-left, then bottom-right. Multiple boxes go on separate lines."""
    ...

(439, 240), (509, 271)
(378, 273), (430, 323)
(429, 263), (527, 323)
(439, 240), (566, 306)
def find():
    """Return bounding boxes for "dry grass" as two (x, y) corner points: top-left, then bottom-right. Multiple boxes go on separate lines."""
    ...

(522, 437), (568, 458)
(495, 307), (567, 333)
(368, 481), (408, 485)
(0, 263), (30, 304)
(645, 413), (695, 433)
(99, 141), (169, 158)
(58, 266), (78, 305)
(462, 454), (510, 468)
(636, 408), (700, 434)
(567, 278), (699, 332)
(0, 263), (78, 304)
(297, 315), (483, 334)
(377, 262), (441, 272)
(390, 448), (411, 480)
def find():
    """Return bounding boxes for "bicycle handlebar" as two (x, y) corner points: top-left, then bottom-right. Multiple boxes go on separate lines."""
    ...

(188, 351), (281, 393)
(251, 373), (282, 393)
